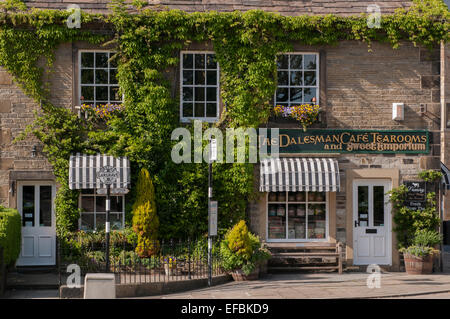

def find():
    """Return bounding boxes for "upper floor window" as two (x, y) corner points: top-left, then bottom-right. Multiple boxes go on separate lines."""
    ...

(275, 53), (319, 106)
(180, 52), (219, 122)
(79, 51), (121, 106)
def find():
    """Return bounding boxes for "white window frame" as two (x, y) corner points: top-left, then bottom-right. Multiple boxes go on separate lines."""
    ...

(274, 52), (320, 106)
(78, 49), (122, 106)
(266, 191), (329, 243)
(78, 190), (126, 231)
(180, 50), (220, 123)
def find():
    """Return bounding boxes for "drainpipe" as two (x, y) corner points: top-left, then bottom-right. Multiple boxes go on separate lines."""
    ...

(439, 40), (446, 272)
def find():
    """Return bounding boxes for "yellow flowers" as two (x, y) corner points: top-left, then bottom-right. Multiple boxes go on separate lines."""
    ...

(273, 104), (320, 131)
(81, 103), (124, 120)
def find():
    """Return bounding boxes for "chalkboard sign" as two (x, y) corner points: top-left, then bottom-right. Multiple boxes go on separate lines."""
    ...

(404, 181), (426, 210)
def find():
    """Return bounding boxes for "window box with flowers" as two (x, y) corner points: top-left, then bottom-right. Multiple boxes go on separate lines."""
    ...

(78, 103), (125, 126)
(272, 104), (320, 131)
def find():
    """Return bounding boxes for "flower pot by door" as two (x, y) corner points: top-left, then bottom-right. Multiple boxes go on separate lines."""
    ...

(404, 253), (433, 274)
(231, 267), (260, 281)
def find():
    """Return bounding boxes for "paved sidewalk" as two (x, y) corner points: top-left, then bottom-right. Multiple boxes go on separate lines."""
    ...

(5, 272), (450, 299)
(141, 272), (450, 299)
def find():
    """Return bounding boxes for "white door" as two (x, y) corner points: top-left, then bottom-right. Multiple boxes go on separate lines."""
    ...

(353, 180), (392, 265)
(16, 182), (56, 266)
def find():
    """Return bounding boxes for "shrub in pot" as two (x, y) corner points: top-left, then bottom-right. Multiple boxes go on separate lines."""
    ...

(220, 220), (271, 281)
(400, 229), (441, 275)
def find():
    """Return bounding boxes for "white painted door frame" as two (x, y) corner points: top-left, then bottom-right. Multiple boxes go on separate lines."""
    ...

(353, 179), (392, 265)
(16, 182), (56, 266)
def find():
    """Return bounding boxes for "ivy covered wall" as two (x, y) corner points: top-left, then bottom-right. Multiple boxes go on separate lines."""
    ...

(0, 0), (448, 239)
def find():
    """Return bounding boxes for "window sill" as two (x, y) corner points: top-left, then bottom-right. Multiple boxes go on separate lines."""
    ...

(180, 117), (219, 123)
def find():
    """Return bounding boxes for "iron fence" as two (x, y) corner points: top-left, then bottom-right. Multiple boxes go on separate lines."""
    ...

(58, 236), (225, 287)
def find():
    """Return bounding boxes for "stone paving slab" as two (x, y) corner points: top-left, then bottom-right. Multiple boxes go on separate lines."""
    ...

(142, 272), (450, 299)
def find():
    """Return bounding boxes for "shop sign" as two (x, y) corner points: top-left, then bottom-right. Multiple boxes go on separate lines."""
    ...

(97, 165), (119, 185)
(259, 129), (429, 154)
(404, 181), (426, 210)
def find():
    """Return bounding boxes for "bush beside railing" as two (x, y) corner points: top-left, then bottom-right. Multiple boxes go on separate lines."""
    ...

(0, 246), (5, 296)
(0, 206), (21, 268)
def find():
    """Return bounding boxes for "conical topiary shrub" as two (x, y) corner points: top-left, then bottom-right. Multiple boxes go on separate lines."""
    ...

(132, 168), (160, 257)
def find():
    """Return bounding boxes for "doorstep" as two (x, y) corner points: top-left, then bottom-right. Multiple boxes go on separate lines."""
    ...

(6, 272), (59, 290)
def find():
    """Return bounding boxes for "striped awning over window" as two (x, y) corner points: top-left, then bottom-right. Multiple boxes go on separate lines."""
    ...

(259, 157), (340, 192)
(442, 162), (450, 190)
(69, 153), (130, 190)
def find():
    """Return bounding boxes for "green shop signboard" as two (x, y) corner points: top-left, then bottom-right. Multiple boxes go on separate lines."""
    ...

(259, 129), (429, 154)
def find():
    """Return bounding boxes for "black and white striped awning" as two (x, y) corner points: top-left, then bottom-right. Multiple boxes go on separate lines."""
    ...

(442, 162), (450, 190)
(69, 153), (130, 190)
(260, 157), (340, 192)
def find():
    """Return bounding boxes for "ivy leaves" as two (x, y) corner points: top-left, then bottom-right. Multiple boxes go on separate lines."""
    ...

(1, 0), (448, 237)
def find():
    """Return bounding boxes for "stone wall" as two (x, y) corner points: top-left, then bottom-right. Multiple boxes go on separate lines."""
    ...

(249, 41), (441, 243)
(326, 41), (440, 131)
(0, 43), (73, 207)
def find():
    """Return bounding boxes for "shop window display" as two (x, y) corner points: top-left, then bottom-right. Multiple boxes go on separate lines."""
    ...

(267, 191), (327, 241)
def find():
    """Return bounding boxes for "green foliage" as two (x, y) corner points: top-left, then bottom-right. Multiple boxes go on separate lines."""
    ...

(388, 185), (440, 248)
(418, 169), (443, 183)
(0, 0), (26, 11)
(132, 168), (160, 256)
(413, 229), (442, 247)
(399, 245), (438, 257)
(0, 206), (21, 267)
(220, 220), (271, 275)
(399, 229), (442, 257)
(0, 0), (448, 237)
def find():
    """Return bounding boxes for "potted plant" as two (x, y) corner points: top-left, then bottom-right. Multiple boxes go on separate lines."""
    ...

(163, 256), (177, 276)
(220, 220), (271, 281)
(400, 229), (442, 275)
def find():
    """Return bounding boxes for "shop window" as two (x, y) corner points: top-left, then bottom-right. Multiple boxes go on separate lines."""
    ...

(275, 53), (319, 106)
(267, 191), (327, 241)
(180, 52), (219, 122)
(79, 51), (121, 106)
(79, 189), (125, 231)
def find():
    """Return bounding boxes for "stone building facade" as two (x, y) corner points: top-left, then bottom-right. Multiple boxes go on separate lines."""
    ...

(0, 0), (448, 269)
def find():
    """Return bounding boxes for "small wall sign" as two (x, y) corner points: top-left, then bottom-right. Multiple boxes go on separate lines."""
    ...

(97, 165), (119, 185)
(404, 181), (426, 210)
(209, 201), (218, 237)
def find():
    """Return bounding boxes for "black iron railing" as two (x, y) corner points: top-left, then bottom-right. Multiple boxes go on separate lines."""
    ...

(58, 237), (225, 286)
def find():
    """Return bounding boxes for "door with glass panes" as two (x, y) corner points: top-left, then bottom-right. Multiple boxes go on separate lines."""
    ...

(16, 182), (56, 266)
(353, 180), (392, 265)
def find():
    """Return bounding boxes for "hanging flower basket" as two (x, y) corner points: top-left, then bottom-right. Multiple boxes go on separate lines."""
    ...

(273, 104), (320, 131)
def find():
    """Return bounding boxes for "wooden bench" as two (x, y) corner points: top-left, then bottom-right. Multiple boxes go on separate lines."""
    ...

(268, 242), (344, 274)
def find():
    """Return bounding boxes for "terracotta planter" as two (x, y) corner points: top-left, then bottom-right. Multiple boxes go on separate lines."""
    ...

(403, 253), (433, 274)
(231, 267), (260, 281)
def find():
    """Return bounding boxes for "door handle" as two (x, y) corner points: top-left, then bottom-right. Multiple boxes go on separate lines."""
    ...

(354, 220), (359, 228)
